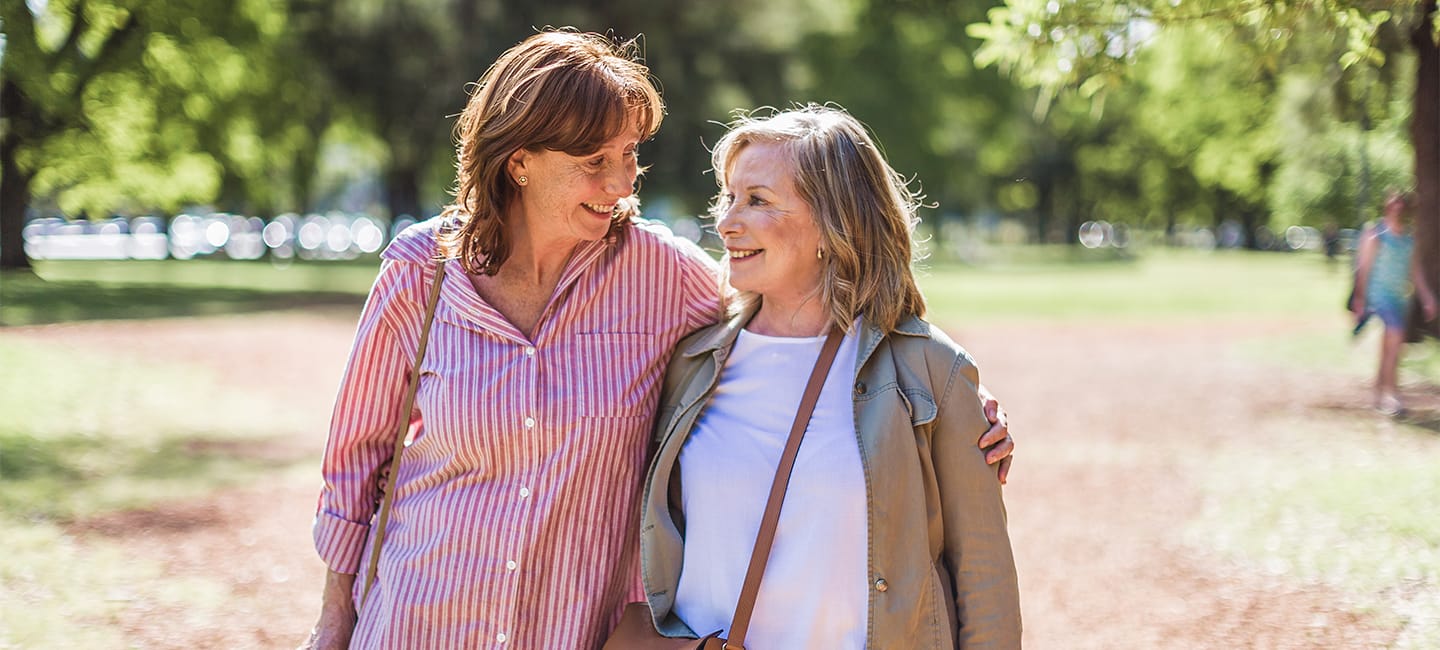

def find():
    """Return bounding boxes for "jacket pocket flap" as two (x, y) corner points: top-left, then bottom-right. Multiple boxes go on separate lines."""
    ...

(897, 387), (938, 426)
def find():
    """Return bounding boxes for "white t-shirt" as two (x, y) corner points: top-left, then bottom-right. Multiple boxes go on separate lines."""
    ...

(673, 327), (868, 649)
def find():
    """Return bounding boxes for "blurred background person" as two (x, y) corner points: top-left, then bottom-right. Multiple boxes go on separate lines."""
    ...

(1350, 189), (1439, 416)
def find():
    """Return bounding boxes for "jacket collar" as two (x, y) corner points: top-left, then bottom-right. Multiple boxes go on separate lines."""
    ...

(679, 301), (757, 358)
(854, 312), (928, 374)
(680, 299), (929, 362)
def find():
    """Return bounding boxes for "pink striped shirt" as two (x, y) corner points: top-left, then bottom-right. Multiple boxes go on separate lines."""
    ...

(315, 217), (721, 649)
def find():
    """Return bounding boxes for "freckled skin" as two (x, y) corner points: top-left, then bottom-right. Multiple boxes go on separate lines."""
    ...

(510, 127), (642, 247)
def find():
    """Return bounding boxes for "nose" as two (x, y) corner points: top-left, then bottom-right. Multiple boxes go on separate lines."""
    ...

(716, 200), (744, 237)
(604, 161), (637, 198)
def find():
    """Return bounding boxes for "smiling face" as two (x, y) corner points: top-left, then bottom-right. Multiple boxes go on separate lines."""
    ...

(509, 126), (641, 245)
(717, 142), (825, 308)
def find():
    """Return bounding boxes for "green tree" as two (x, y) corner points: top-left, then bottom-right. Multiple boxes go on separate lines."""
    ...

(971, 0), (1440, 334)
(1, 0), (144, 270)
(1, 0), (318, 270)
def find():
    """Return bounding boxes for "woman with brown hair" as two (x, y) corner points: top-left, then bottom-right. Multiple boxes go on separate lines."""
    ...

(1351, 189), (1439, 415)
(301, 33), (1015, 649)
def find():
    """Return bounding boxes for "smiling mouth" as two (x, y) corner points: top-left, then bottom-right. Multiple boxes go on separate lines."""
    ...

(728, 249), (760, 260)
(582, 202), (616, 215)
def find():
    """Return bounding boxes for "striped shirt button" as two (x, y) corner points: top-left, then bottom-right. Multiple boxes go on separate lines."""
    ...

(519, 487), (531, 499)
(506, 560), (518, 571)
(524, 346), (536, 356)
(523, 417), (535, 428)
(497, 632), (508, 643)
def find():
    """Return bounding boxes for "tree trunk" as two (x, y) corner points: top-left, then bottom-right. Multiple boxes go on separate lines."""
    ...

(1035, 178), (1053, 244)
(1, 77), (34, 271)
(1409, 0), (1439, 341)
(385, 167), (422, 221)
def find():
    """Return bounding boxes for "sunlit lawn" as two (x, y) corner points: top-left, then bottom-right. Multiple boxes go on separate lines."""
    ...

(0, 321), (314, 647)
(2, 245), (1437, 645)
(0, 257), (377, 326)
(921, 245), (1354, 323)
(2, 245), (1357, 325)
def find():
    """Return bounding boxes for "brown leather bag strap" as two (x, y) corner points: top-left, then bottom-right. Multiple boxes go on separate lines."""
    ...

(361, 260), (448, 608)
(723, 327), (845, 650)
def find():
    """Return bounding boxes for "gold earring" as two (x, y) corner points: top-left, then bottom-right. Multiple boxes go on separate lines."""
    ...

(518, 175), (528, 185)
(817, 248), (825, 260)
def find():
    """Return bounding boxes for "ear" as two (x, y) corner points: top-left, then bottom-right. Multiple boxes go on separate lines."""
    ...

(506, 149), (531, 183)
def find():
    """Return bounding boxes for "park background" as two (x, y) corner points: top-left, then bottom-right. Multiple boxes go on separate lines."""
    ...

(3, 0), (1440, 647)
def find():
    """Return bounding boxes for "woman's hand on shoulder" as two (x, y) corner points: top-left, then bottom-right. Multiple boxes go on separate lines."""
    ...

(976, 383), (1014, 485)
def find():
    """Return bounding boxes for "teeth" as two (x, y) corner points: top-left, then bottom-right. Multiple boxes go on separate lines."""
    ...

(728, 249), (760, 259)
(583, 202), (615, 213)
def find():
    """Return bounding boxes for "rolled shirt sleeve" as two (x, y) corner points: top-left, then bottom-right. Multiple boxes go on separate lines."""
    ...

(313, 258), (426, 574)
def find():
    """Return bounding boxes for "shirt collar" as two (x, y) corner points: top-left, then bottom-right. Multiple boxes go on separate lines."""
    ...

(680, 300), (928, 359)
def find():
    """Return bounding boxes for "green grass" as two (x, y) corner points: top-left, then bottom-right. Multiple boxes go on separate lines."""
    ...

(0, 519), (227, 648)
(1, 258), (377, 326)
(1188, 414), (1440, 647)
(0, 339), (312, 520)
(4, 244), (1433, 644)
(4, 246), (1353, 327)
(920, 247), (1353, 323)
(0, 335), (313, 645)
(1241, 328), (1440, 395)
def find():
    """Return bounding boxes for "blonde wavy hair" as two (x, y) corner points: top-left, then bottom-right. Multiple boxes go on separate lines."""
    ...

(709, 104), (927, 334)
(439, 30), (664, 275)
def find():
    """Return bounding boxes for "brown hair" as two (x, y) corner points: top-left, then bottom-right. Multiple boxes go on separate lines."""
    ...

(1384, 187), (1416, 222)
(439, 30), (664, 275)
(709, 104), (926, 334)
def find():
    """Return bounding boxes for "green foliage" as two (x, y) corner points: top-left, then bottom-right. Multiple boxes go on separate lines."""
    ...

(969, 1), (1440, 242)
(1272, 54), (1416, 229)
(3, 0), (326, 218)
(971, 0), (1423, 102)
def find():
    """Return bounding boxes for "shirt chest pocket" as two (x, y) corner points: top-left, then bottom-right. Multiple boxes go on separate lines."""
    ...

(563, 332), (659, 418)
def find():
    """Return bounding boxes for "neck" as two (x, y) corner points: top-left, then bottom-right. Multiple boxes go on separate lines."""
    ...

(747, 294), (831, 337)
(502, 206), (581, 284)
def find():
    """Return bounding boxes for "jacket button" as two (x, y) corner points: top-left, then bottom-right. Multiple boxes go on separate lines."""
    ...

(854, 380), (866, 395)
(874, 578), (888, 592)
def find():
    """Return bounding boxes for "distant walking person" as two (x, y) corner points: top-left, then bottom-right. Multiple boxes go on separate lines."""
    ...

(1350, 189), (1438, 415)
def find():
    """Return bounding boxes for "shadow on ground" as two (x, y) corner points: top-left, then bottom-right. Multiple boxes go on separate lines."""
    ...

(0, 273), (363, 326)
(0, 429), (314, 523)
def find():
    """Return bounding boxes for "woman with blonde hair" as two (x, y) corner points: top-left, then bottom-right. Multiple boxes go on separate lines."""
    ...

(638, 105), (1021, 648)
(301, 34), (1017, 649)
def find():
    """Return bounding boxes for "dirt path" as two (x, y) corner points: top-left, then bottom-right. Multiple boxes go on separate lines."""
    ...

(13, 311), (1402, 648)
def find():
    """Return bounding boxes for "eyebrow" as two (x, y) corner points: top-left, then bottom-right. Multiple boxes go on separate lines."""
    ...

(743, 185), (773, 192)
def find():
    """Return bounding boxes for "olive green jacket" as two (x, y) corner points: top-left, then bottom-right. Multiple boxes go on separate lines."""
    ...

(637, 305), (1023, 649)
